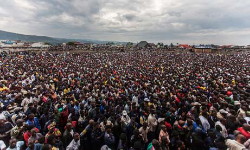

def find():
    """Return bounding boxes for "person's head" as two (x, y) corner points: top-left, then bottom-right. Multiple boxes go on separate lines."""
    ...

(122, 110), (127, 117)
(150, 109), (156, 114)
(161, 136), (168, 144)
(143, 122), (148, 129)
(201, 111), (208, 118)
(133, 129), (140, 137)
(215, 125), (222, 132)
(31, 128), (37, 136)
(133, 141), (143, 150)
(48, 122), (56, 133)
(93, 122), (100, 130)
(28, 140), (35, 149)
(152, 139), (161, 150)
(47, 135), (56, 145)
(16, 119), (24, 127)
(241, 106), (247, 111)
(66, 123), (72, 130)
(235, 134), (246, 144)
(120, 133), (127, 142)
(220, 118), (226, 125)
(0, 119), (5, 126)
(187, 118), (193, 126)
(73, 132), (80, 142)
(242, 124), (250, 132)
(176, 140), (185, 150)
(28, 113), (35, 121)
(28, 103), (34, 108)
(161, 125), (167, 132)
(42, 144), (52, 150)
(9, 138), (17, 148)
(37, 136), (45, 144)
(89, 119), (94, 126)
(106, 125), (112, 133)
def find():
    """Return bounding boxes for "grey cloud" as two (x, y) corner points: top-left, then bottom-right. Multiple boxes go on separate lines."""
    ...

(0, 0), (250, 45)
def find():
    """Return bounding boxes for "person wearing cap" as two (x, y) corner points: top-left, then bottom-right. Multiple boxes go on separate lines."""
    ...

(45, 122), (61, 143)
(121, 110), (131, 127)
(217, 109), (228, 120)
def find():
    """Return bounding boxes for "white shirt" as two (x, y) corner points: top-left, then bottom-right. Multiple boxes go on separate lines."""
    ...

(226, 139), (245, 150)
(199, 115), (210, 132)
(139, 127), (149, 143)
(121, 115), (131, 125)
(7, 141), (24, 150)
(148, 114), (157, 132)
(215, 121), (228, 138)
(0, 140), (6, 150)
(132, 96), (139, 106)
(66, 139), (80, 150)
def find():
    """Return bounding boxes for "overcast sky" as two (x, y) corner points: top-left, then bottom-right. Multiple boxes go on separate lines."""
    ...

(0, 0), (250, 45)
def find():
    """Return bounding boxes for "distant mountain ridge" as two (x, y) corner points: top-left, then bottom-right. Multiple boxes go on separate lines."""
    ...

(0, 30), (126, 45)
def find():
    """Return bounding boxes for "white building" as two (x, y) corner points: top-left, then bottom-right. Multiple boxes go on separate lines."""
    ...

(31, 42), (50, 48)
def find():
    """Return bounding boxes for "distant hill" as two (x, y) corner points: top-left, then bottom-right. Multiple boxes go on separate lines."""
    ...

(0, 30), (127, 45)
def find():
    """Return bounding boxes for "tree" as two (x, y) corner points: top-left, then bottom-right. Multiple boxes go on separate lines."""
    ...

(67, 41), (76, 46)
(44, 42), (52, 45)
(170, 43), (174, 48)
(106, 42), (115, 46)
(157, 42), (164, 48)
(126, 42), (134, 48)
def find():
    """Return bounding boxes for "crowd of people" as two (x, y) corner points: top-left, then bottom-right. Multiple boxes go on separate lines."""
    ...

(0, 50), (249, 150)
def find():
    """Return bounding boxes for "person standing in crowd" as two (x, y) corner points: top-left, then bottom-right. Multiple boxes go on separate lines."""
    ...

(66, 133), (80, 150)
(0, 118), (13, 146)
(139, 122), (149, 144)
(104, 125), (115, 149)
(6, 138), (24, 150)
(158, 125), (170, 148)
(226, 134), (246, 150)
(62, 123), (73, 148)
(10, 119), (25, 141)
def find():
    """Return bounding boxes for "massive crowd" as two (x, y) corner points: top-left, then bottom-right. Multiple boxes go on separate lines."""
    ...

(0, 50), (249, 150)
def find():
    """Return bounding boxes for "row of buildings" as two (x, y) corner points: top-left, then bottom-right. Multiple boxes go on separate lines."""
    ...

(135, 41), (250, 53)
(0, 40), (50, 48)
(1, 40), (250, 53)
